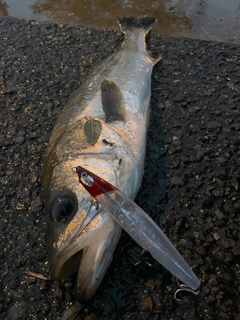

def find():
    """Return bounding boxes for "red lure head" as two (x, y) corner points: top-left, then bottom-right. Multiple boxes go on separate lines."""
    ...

(76, 166), (117, 198)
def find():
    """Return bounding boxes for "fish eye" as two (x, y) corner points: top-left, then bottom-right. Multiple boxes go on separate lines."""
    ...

(49, 192), (78, 223)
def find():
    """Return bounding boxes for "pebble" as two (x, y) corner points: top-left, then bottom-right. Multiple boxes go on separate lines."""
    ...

(219, 237), (236, 249)
(233, 244), (240, 255)
(14, 136), (25, 145)
(196, 246), (206, 255)
(215, 208), (226, 219)
(140, 296), (153, 312)
(171, 176), (184, 186)
(213, 229), (226, 240)
(207, 121), (222, 129)
(30, 197), (43, 212)
(218, 311), (230, 319)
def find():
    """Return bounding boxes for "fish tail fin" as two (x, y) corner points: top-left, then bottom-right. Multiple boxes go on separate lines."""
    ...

(118, 17), (161, 65)
(118, 16), (157, 34)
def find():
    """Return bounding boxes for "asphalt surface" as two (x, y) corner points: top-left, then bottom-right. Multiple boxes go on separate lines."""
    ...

(0, 16), (240, 320)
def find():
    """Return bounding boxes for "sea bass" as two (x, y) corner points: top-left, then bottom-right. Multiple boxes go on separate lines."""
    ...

(43, 17), (161, 302)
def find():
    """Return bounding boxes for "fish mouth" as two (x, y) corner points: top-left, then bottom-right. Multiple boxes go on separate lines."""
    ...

(49, 239), (90, 301)
(48, 211), (122, 302)
(49, 248), (83, 281)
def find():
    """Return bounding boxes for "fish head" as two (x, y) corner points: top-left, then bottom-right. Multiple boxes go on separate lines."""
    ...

(45, 152), (136, 302)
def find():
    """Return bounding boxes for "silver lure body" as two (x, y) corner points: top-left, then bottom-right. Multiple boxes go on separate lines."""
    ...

(43, 17), (161, 301)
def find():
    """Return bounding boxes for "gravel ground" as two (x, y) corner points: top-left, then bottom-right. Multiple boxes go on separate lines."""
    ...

(1, 16), (240, 320)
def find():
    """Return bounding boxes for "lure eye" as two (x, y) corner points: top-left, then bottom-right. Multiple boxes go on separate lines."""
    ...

(49, 192), (78, 223)
(80, 171), (94, 186)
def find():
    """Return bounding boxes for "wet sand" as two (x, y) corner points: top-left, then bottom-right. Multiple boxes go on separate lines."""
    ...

(0, 16), (240, 320)
(1, 0), (240, 43)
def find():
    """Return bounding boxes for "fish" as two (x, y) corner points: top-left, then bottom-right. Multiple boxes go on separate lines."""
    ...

(43, 17), (161, 302)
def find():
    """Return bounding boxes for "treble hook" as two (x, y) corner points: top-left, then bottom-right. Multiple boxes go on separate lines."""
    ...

(174, 278), (200, 302)
(134, 250), (152, 267)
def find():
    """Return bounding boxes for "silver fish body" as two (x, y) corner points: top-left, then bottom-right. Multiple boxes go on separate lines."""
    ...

(43, 17), (161, 301)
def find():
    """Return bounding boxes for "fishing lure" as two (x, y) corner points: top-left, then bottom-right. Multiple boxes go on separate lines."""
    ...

(76, 166), (200, 291)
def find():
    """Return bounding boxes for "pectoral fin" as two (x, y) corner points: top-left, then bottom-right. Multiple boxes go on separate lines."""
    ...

(84, 118), (102, 146)
(101, 80), (125, 122)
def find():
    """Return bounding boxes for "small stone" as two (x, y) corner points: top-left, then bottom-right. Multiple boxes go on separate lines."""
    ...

(30, 197), (43, 212)
(233, 244), (240, 255)
(201, 286), (211, 298)
(206, 295), (215, 304)
(35, 248), (47, 262)
(16, 203), (26, 211)
(193, 231), (205, 242)
(172, 93), (184, 102)
(189, 106), (201, 113)
(219, 237), (236, 249)
(171, 176), (184, 186)
(159, 103), (165, 110)
(201, 273), (210, 283)
(196, 246), (206, 255)
(181, 155), (191, 164)
(234, 200), (240, 210)
(183, 250), (192, 259)
(224, 252), (234, 262)
(209, 274), (217, 286)
(11, 105), (21, 111)
(224, 299), (233, 307)
(206, 186), (214, 194)
(227, 205), (237, 213)
(195, 150), (204, 161)
(29, 172), (39, 184)
(140, 296), (153, 312)
(212, 189), (223, 198)
(218, 311), (230, 319)
(214, 249), (226, 260)
(183, 308), (196, 319)
(218, 272), (232, 282)
(164, 137), (172, 144)
(215, 208), (226, 219)
(175, 130), (183, 139)
(168, 144), (182, 154)
(213, 229), (226, 240)
(15, 136), (25, 145)
(207, 121), (222, 129)
(217, 157), (227, 164)
(211, 286), (219, 294)
(146, 279), (155, 291)
(18, 93), (27, 99)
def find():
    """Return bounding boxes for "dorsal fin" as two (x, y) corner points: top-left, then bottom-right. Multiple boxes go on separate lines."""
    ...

(84, 118), (102, 146)
(101, 80), (125, 123)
